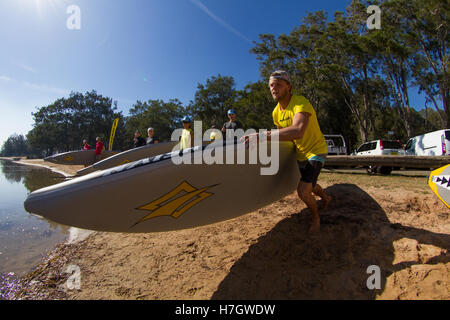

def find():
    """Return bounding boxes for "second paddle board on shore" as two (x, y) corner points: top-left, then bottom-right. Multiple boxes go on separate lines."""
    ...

(76, 141), (179, 176)
(44, 150), (117, 166)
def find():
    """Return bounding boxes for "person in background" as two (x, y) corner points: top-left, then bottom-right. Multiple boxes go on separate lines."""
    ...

(222, 109), (243, 141)
(133, 130), (147, 148)
(146, 127), (160, 144)
(209, 125), (218, 143)
(95, 137), (105, 162)
(222, 109), (243, 132)
(179, 116), (194, 150)
(82, 139), (91, 150)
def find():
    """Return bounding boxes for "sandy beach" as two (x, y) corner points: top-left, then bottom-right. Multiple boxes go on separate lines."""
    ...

(3, 158), (449, 300)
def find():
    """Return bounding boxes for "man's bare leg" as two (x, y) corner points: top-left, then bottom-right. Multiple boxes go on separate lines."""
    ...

(297, 181), (320, 233)
(312, 184), (332, 210)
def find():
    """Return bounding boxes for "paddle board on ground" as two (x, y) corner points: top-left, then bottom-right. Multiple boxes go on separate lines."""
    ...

(44, 150), (117, 166)
(76, 141), (179, 176)
(428, 164), (450, 208)
(25, 141), (299, 233)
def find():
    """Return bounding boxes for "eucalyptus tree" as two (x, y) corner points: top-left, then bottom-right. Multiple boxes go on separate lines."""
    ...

(318, 1), (382, 143)
(406, 0), (449, 128)
(368, 0), (417, 137)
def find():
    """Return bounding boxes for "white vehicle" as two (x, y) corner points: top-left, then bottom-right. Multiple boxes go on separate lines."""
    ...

(354, 139), (405, 175)
(324, 134), (347, 155)
(354, 139), (405, 156)
(405, 129), (450, 156)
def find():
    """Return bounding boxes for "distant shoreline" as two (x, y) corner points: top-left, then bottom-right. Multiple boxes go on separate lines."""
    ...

(9, 158), (72, 178)
(0, 157), (83, 177)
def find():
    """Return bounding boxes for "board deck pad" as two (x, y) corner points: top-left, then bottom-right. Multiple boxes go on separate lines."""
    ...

(25, 141), (299, 233)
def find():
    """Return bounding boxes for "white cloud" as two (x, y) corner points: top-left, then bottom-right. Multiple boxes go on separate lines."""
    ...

(22, 80), (70, 95)
(189, 0), (252, 45)
(0, 75), (70, 96)
(0, 75), (12, 82)
(13, 61), (38, 74)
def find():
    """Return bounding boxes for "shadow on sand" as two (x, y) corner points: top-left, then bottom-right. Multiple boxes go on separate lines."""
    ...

(212, 184), (450, 299)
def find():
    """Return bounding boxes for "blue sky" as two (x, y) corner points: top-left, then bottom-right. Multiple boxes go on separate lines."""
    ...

(0, 0), (435, 146)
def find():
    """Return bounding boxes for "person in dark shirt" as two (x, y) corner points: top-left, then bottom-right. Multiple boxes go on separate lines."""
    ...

(133, 130), (147, 148)
(222, 109), (243, 141)
(222, 109), (243, 131)
(146, 127), (160, 144)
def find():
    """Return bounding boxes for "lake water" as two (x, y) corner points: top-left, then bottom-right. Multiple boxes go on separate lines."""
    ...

(0, 160), (69, 276)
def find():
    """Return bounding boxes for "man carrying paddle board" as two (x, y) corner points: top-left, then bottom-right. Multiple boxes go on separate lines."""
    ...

(244, 70), (332, 233)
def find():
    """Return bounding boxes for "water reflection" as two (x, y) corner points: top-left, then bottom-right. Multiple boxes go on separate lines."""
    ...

(0, 160), (69, 276)
(1, 160), (66, 192)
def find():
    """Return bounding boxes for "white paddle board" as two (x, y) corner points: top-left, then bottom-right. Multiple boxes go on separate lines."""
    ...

(44, 150), (117, 166)
(25, 141), (299, 233)
(76, 142), (179, 176)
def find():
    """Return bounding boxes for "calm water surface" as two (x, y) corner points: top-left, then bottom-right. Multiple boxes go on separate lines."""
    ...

(0, 160), (69, 276)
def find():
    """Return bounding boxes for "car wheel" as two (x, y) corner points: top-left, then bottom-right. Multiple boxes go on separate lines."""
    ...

(379, 166), (392, 175)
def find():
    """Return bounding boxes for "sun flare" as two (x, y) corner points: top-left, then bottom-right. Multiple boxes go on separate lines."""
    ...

(18, 0), (65, 18)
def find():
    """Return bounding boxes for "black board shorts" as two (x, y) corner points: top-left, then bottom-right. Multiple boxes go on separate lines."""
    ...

(297, 157), (325, 187)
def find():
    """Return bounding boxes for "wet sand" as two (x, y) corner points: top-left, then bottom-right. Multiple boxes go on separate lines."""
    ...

(3, 159), (450, 300)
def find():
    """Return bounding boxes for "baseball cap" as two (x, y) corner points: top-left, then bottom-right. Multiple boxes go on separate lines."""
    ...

(269, 70), (291, 84)
(147, 127), (154, 131)
(227, 109), (236, 115)
(182, 116), (191, 123)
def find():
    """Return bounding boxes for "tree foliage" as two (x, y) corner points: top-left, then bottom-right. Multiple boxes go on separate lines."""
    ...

(0, 134), (29, 157)
(27, 91), (126, 156)
(187, 75), (236, 129)
(125, 99), (185, 145)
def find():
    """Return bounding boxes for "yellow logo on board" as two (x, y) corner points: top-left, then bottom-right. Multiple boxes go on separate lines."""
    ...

(63, 156), (74, 162)
(133, 181), (218, 227)
(119, 160), (131, 165)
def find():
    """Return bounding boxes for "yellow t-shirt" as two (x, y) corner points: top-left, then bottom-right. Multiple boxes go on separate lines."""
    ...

(179, 128), (193, 149)
(272, 95), (328, 161)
